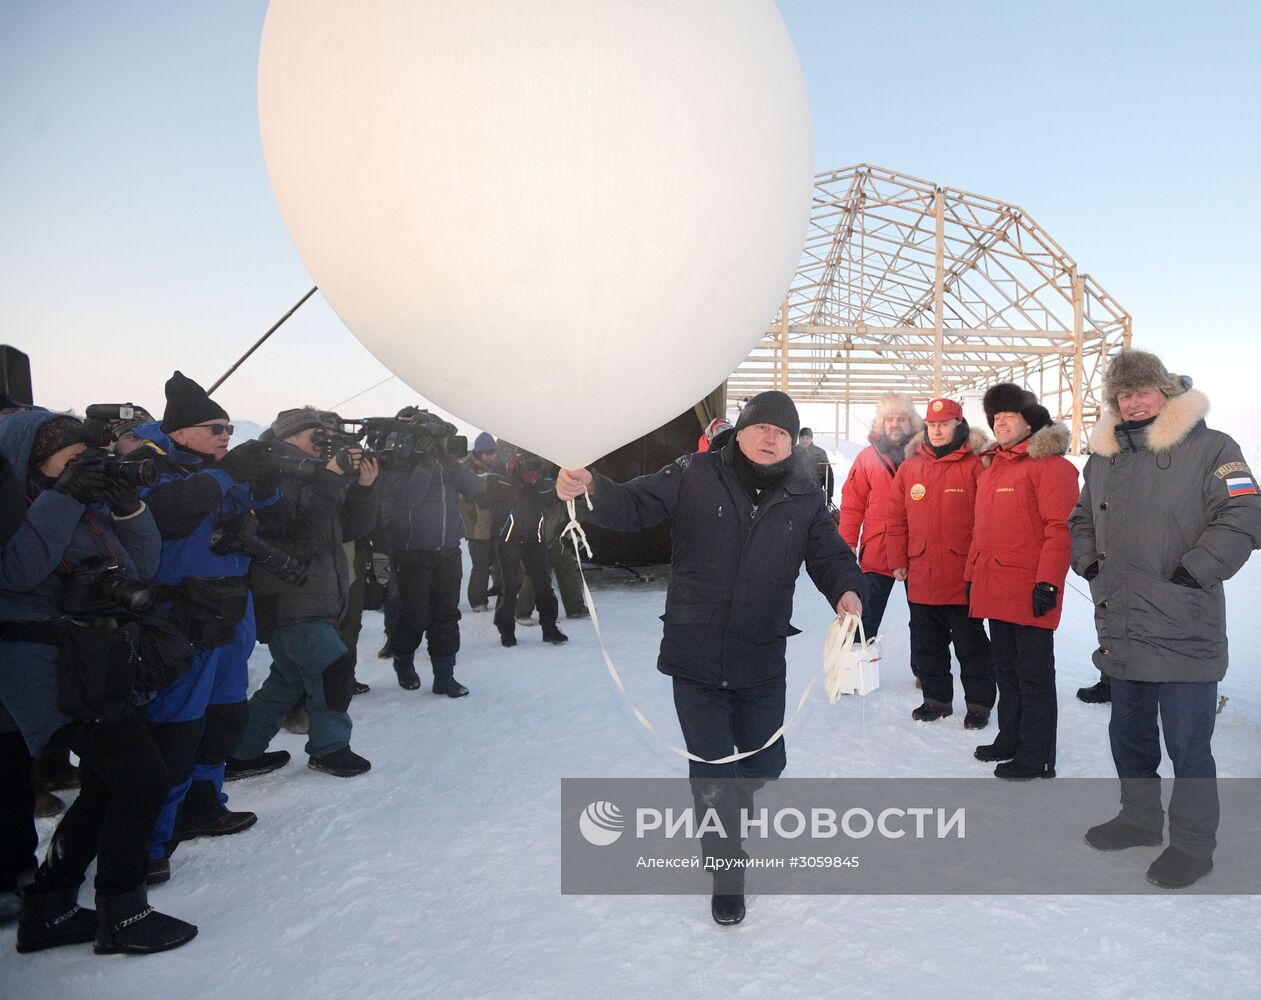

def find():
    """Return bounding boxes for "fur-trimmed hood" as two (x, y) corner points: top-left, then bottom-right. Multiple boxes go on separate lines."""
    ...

(905, 426), (990, 460)
(981, 421), (1071, 467)
(1089, 388), (1210, 457)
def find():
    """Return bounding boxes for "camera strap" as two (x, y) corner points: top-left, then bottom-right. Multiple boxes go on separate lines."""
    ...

(57, 508), (119, 578)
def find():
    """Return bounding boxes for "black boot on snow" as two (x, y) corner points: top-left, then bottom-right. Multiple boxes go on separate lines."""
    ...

(994, 760), (1055, 781)
(710, 870), (746, 926)
(308, 746), (371, 777)
(431, 656), (469, 698)
(500, 633), (517, 647)
(963, 708), (990, 731)
(1146, 846), (1213, 889)
(1076, 680), (1111, 704)
(974, 742), (1018, 763)
(93, 884), (197, 955)
(911, 702), (952, 722)
(225, 750), (291, 781)
(393, 655), (421, 691)
(1084, 815), (1163, 852)
(541, 624), (569, 645)
(15, 886), (97, 953)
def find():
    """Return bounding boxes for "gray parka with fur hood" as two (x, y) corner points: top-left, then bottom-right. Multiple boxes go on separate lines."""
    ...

(1069, 389), (1261, 682)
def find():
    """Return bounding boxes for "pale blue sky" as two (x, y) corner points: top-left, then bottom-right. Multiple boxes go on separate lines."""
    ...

(2, 1), (1258, 441)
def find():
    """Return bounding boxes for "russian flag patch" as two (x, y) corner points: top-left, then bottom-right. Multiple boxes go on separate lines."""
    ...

(1226, 475), (1259, 497)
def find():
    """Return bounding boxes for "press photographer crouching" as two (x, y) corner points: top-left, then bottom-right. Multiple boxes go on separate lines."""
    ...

(228, 408), (380, 779)
(0, 411), (196, 954)
(131, 371), (279, 883)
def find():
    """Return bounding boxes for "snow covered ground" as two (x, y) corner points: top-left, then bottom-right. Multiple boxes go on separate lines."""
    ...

(3, 455), (1259, 999)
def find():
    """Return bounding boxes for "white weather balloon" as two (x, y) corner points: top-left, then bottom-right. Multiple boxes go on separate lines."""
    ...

(258, 0), (813, 468)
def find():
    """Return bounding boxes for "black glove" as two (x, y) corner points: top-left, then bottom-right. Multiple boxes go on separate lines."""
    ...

(52, 449), (108, 504)
(218, 440), (278, 499)
(101, 476), (143, 517)
(1171, 564), (1202, 589)
(1032, 582), (1058, 617)
(1082, 561), (1100, 581)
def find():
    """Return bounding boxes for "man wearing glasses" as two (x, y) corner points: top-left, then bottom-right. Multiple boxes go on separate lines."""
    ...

(131, 371), (278, 884)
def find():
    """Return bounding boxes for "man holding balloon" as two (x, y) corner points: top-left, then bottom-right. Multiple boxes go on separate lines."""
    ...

(557, 390), (865, 926)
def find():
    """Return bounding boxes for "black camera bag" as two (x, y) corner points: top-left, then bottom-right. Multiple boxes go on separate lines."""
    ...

(134, 613), (196, 693)
(57, 620), (136, 724)
(170, 576), (250, 649)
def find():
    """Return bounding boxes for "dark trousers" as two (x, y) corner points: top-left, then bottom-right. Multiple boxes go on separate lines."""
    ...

(989, 619), (1056, 769)
(1110, 678), (1219, 858)
(391, 548), (463, 661)
(862, 571), (916, 672)
(466, 538), (496, 609)
(32, 711), (168, 897)
(672, 676), (786, 880)
(911, 603), (995, 710)
(338, 540), (368, 669)
(0, 729), (38, 891)
(494, 539), (557, 637)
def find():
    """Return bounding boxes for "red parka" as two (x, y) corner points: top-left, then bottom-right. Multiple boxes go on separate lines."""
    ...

(966, 423), (1080, 629)
(885, 429), (987, 605)
(838, 437), (903, 574)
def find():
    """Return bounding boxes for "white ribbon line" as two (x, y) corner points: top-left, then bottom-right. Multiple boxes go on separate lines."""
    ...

(561, 494), (862, 766)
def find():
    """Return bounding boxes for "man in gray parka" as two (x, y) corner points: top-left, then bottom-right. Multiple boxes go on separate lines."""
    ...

(1069, 349), (1261, 888)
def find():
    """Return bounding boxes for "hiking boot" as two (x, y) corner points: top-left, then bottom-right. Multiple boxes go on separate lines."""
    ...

(963, 708), (990, 731)
(541, 624), (569, 645)
(1084, 815), (1163, 852)
(710, 869), (745, 926)
(1077, 680), (1111, 704)
(974, 742), (1018, 762)
(994, 760), (1055, 781)
(911, 703), (952, 722)
(146, 857), (171, 886)
(176, 809), (257, 841)
(1146, 846), (1213, 889)
(433, 678), (470, 698)
(93, 884), (197, 955)
(225, 750), (291, 781)
(308, 746), (371, 778)
(353, 680), (371, 696)
(15, 887), (97, 953)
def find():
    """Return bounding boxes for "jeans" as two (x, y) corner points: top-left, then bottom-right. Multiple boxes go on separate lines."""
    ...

(235, 622), (354, 760)
(1109, 678), (1218, 858)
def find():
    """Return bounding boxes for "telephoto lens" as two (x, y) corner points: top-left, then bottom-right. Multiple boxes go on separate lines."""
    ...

(103, 455), (159, 488)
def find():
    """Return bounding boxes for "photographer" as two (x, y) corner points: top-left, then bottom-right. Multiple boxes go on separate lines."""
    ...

(0, 410), (196, 954)
(131, 371), (277, 881)
(380, 409), (483, 697)
(228, 409), (379, 778)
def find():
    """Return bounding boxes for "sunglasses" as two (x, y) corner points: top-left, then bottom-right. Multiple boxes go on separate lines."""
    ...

(194, 422), (234, 437)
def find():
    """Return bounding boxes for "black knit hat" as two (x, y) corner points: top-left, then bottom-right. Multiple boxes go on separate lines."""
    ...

(734, 390), (799, 441)
(29, 416), (83, 471)
(160, 371), (228, 433)
(982, 383), (1051, 434)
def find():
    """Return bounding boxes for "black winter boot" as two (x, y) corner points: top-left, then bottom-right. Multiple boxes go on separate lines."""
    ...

(308, 746), (371, 777)
(15, 886), (98, 953)
(225, 750), (291, 781)
(1076, 679), (1111, 704)
(963, 708), (990, 731)
(1084, 815), (1163, 852)
(431, 655), (469, 698)
(974, 742), (1018, 762)
(911, 702), (952, 722)
(93, 884), (197, 955)
(1146, 846), (1213, 889)
(393, 655), (421, 691)
(994, 760), (1055, 781)
(541, 624), (569, 645)
(710, 869), (746, 926)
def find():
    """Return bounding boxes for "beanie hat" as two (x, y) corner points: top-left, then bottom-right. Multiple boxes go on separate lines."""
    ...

(160, 371), (228, 433)
(29, 415), (83, 471)
(922, 398), (963, 423)
(1103, 349), (1191, 412)
(874, 393), (923, 433)
(798, 427), (813, 440)
(272, 407), (331, 441)
(734, 391), (799, 441)
(473, 431), (497, 453)
(982, 383), (1051, 433)
(111, 405), (154, 439)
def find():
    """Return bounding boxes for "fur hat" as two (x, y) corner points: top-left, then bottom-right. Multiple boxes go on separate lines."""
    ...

(982, 383), (1051, 433)
(160, 371), (228, 433)
(29, 415), (84, 471)
(1103, 349), (1191, 412)
(734, 391), (799, 441)
(874, 393), (923, 433)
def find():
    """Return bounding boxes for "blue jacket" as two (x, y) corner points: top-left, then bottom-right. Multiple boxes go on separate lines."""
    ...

(382, 458), (483, 553)
(582, 441), (866, 688)
(0, 410), (161, 754)
(131, 421), (272, 583)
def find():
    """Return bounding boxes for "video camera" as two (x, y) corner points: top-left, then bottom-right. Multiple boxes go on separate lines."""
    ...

(351, 411), (468, 467)
(210, 510), (308, 585)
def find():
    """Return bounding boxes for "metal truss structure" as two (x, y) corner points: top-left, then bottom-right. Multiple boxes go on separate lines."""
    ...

(726, 164), (1132, 453)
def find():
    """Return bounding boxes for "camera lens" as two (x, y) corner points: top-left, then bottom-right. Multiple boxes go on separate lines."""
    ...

(103, 456), (159, 489)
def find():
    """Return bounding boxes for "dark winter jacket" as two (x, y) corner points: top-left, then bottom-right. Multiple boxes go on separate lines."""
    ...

(580, 440), (866, 688)
(251, 441), (380, 642)
(486, 462), (559, 544)
(0, 410), (161, 754)
(1069, 389), (1261, 682)
(381, 457), (483, 552)
(966, 423), (1079, 629)
(838, 434), (907, 575)
(131, 421), (271, 585)
(885, 427), (988, 606)
(459, 452), (498, 541)
(794, 442), (834, 502)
